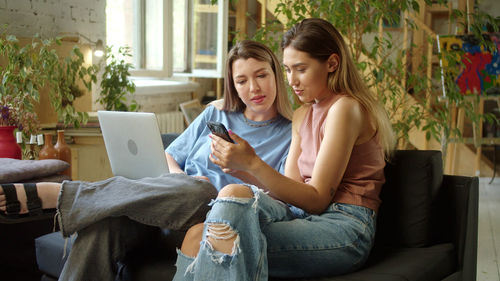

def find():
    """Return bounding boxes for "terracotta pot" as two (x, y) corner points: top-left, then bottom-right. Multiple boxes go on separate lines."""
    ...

(0, 126), (22, 159)
(54, 130), (72, 178)
(39, 134), (58, 160)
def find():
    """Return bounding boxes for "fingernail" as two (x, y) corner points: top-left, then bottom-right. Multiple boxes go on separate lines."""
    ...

(228, 129), (233, 135)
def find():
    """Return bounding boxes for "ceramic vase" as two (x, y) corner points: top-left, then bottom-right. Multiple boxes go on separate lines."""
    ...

(0, 126), (22, 159)
(54, 130), (72, 178)
(39, 134), (58, 160)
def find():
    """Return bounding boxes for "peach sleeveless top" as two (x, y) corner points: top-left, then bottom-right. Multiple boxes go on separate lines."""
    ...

(297, 95), (385, 212)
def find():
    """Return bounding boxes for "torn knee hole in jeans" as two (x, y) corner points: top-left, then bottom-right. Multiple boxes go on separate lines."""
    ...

(185, 222), (241, 273)
(211, 187), (262, 212)
(205, 223), (241, 256)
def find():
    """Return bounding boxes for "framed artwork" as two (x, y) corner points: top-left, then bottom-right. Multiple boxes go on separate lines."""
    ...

(179, 99), (204, 125)
(437, 33), (500, 96)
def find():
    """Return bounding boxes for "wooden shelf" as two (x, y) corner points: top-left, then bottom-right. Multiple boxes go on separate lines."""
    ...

(428, 3), (450, 14)
(450, 137), (500, 145)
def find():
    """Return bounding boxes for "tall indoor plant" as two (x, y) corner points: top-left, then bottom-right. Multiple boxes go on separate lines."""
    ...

(251, 0), (498, 153)
(0, 33), (56, 136)
(51, 45), (98, 128)
(0, 31), (98, 147)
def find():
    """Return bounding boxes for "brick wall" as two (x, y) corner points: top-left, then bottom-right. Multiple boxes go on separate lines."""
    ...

(0, 0), (105, 43)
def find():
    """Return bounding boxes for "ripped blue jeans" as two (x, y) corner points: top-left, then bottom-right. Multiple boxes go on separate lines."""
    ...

(172, 185), (376, 281)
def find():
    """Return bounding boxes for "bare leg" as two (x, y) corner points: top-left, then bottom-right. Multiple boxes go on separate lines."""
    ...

(180, 223), (204, 257)
(0, 183), (60, 214)
(174, 184), (256, 280)
(179, 184), (253, 257)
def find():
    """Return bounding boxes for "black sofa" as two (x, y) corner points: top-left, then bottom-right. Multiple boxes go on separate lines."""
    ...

(35, 147), (478, 281)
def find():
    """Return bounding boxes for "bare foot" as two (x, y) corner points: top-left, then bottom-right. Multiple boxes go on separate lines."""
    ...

(0, 182), (61, 214)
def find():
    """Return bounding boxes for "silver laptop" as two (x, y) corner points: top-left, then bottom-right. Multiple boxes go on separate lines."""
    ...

(98, 111), (169, 179)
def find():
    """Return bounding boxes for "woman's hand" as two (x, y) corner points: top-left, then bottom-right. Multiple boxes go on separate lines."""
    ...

(209, 131), (259, 172)
(165, 152), (186, 174)
(192, 175), (210, 182)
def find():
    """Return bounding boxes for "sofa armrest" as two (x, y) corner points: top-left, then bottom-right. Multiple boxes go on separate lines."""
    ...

(433, 175), (478, 281)
(161, 133), (180, 150)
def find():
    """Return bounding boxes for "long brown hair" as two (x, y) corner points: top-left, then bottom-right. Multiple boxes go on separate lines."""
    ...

(282, 18), (395, 157)
(223, 40), (293, 120)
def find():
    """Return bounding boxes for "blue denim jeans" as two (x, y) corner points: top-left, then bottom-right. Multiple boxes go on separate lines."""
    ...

(173, 185), (376, 281)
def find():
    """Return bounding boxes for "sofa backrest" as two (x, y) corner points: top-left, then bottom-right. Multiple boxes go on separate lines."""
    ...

(376, 150), (443, 248)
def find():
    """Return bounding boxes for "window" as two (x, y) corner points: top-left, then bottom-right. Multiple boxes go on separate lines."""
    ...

(106, 0), (228, 78)
(106, 0), (171, 77)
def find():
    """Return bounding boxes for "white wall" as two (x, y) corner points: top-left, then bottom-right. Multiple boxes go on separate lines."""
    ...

(0, 0), (105, 43)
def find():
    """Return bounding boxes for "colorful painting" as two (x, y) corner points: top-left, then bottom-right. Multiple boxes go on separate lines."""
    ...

(437, 33), (500, 96)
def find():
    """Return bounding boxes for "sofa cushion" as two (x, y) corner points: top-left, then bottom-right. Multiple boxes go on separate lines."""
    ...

(377, 150), (443, 248)
(123, 243), (456, 281)
(35, 228), (184, 280)
(0, 158), (70, 183)
(35, 232), (73, 279)
(281, 243), (456, 281)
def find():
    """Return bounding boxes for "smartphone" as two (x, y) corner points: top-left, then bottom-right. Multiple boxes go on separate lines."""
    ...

(207, 121), (234, 143)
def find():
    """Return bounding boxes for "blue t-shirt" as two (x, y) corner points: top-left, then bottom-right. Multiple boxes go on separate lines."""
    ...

(166, 105), (291, 191)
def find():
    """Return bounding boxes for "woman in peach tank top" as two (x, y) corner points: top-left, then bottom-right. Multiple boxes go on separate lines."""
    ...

(176, 18), (396, 280)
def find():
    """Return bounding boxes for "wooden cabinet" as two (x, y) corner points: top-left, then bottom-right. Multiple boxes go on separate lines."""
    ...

(68, 132), (113, 182)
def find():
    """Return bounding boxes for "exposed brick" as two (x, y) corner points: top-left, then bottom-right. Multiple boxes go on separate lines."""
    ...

(34, 13), (57, 36)
(31, 0), (57, 18)
(1, 10), (36, 37)
(89, 8), (96, 23)
(69, 5), (88, 23)
(6, 0), (32, 12)
(1, 0), (104, 40)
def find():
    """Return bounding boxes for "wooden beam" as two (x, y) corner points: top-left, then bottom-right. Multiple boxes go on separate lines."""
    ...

(408, 13), (437, 38)
(457, 0), (467, 33)
(236, 0), (248, 39)
(473, 97), (484, 176)
(402, 11), (408, 90)
(261, 0), (267, 26)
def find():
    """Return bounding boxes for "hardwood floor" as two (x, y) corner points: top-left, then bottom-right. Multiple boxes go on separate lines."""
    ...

(477, 177), (500, 281)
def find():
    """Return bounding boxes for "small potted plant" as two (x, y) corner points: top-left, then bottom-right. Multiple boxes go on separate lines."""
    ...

(96, 45), (139, 112)
(0, 95), (40, 158)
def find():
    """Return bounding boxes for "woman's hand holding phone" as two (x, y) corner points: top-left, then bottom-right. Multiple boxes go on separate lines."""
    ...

(209, 130), (259, 173)
(207, 121), (234, 143)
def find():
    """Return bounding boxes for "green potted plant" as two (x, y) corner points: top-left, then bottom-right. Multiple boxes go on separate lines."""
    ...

(0, 33), (57, 136)
(0, 32), (59, 158)
(96, 45), (139, 112)
(0, 30), (98, 159)
(251, 0), (498, 154)
(51, 45), (99, 128)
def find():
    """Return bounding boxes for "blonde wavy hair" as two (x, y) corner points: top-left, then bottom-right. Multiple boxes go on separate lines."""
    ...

(282, 18), (395, 157)
(223, 40), (293, 121)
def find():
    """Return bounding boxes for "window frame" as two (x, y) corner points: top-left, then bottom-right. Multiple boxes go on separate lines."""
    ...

(116, 0), (227, 79)
(128, 0), (173, 78)
(173, 0), (228, 78)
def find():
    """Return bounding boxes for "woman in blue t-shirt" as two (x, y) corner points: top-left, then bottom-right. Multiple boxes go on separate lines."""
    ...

(0, 40), (293, 281)
(164, 40), (293, 191)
